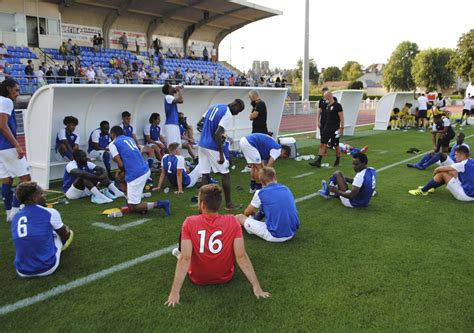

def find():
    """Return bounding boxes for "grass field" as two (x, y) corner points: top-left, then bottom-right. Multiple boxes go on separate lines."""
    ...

(1, 126), (473, 331)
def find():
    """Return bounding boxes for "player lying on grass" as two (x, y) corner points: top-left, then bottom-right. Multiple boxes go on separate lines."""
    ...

(330, 142), (368, 156)
(407, 132), (469, 170)
(55, 116), (79, 162)
(236, 166), (299, 242)
(63, 149), (124, 204)
(154, 142), (203, 194)
(109, 125), (170, 215)
(144, 112), (166, 163)
(409, 145), (474, 201)
(430, 114), (456, 154)
(165, 184), (270, 306)
(88, 120), (114, 180)
(319, 152), (377, 208)
(239, 133), (291, 193)
(12, 182), (73, 278)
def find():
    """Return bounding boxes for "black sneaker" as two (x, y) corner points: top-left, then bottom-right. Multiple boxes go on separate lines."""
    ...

(309, 160), (321, 167)
(334, 160), (340, 167)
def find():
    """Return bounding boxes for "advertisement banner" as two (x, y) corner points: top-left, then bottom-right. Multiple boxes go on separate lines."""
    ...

(61, 23), (102, 43)
(110, 30), (146, 48)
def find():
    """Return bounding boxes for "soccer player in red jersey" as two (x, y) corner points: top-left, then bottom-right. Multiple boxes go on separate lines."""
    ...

(165, 184), (270, 306)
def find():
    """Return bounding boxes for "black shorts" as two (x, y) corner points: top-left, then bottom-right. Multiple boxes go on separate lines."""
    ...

(321, 128), (339, 145)
(437, 132), (455, 149)
(418, 109), (427, 118)
(463, 109), (472, 116)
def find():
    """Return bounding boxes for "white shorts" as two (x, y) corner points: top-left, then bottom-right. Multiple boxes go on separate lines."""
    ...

(198, 147), (229, 174)
(164, 124), (181, 146)
(88, 150), (108, 161)
(55, 151), (71, 162)
(446, 177), (474, 202)
(437, 156), (454, 167)
(340, 191), (354, 208)
(0, 148), (29, 178)
(240, 137), (262, 164)
(127, 169), (151, 204)
(17, 232), (62, 278)
(243, 217), (293, 242)
(65, 184), (91, 200)
(186, 165), (201, 188)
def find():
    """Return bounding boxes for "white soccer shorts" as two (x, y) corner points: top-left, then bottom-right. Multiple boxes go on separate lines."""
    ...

(0, 148), (29, 178)
(239, 137), (262, 164)
(198, 147), (229, 174)
(164, 124), (181, 146)
(339, 190), (354, 208)
(243, 217), (293, 243)
(446, 177), (474, 202)
(127, 169), (151, 204)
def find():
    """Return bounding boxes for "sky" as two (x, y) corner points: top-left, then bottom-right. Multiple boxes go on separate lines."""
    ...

(218, 0), (473, 72)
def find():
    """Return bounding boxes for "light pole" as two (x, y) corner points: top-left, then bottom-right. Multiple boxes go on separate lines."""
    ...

(302, 0), (310, 101)
(241, 46), (245, 74)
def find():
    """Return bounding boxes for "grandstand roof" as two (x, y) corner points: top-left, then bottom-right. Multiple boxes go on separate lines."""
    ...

(47, 0), (281, 48)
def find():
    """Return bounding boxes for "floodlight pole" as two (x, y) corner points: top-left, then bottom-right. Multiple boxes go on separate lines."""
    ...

(302, 0), (310, 101)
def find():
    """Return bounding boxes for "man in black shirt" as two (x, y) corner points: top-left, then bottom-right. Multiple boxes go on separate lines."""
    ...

(317, 87), (329, 131)
(249, 90), (268, 134)
(310, 91), (344, 167)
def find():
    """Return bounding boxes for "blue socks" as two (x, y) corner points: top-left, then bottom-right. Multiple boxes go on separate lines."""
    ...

(64, 150), (73, 160)
(103, 151), (111, 172)
(250, 180), (256, 190)
(12, 194), (20, 208)
(2, 184), (13, 211)
(424, 154), (441, 168)
(422, 179), (444, 192)
(148, 158), (154, 169)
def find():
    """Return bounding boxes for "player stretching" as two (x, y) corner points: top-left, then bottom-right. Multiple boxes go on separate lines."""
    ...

(409, 145), (474, 201)
(0, 79), (31, 222)
(165, 184), (270, 306)
(197, 99), (245, 210)
(12, 182), (73, 277)
(319, 153), (376, 208)
(109, 126), (170, 215)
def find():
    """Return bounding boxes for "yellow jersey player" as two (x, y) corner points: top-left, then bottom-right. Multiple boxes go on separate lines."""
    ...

(390, 108), (401, 130)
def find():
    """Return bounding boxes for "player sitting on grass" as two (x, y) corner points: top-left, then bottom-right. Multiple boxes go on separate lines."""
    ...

(236, 166), (300, 242)
(390, 107), (401, 130)
(88, 120), (113, 180)
(319, 152), (376, 208)
(239, 133), (291, 193)
(55, 116), (79, 162)
(154, 142), (202, 194)
(63, 149), (124, 204)
(409, 145), (474, 201)
(144, 112), (166, 163)
(109, 126), (170, 215)
(407, 132), (469, 170)
(165, 184), (270, 306)
(12, 182), (73, 278)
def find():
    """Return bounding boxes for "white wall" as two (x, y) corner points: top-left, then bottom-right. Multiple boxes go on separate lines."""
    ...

(25, 85), (287, 188)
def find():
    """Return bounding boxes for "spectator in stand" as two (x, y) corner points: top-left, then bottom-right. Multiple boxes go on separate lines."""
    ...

(132, 59), (139, 72)
(97, 33), (104, 52)
(59, 42), (67, 60)
(160, 69), (170, 83)
(24, 60), (34, 93)
(92, 35), (99, 53)
(57, 65), (67, 83)
(166, 48), (175, 59)
(229, 74), (236, 86)
(66, 64), (75, 82)
(0, 54), (6, 68)
(45, 67), (55, 84)
(34, 65), (44, 87)
(203, 71), (210, 85)
(0, 43), (7, 55)
(203, 47), (209, 61)
(109, 56), (117, 69)
(135, 40), (140, 54)
(152, 38), (161, 53)
(72, 43), (81, 57)
(86, 66), (95, 84)
(211, 47), (217, 62)
(119, 32), (128, 51)
(147, 46), (155, 65)
(65, 39), (73, 58)
(184, 69), (193, 85)
(96, 65), (106, 84)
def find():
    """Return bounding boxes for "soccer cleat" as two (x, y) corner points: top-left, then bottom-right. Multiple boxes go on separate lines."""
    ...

(103, 190), (117, 200)
(319, 180), (330, 199)
(408, 188), (429, 196)
(91, 194), (113, 204)
(156, 200), (171, 216)
(171, 248), (181, 259)
(418, 186), (435, 193)
(309, 160), (321, 168)
(406, 163), (417, 168)
(360, 145), (369, 153)
(62, 230), (74, 251)
(241, 165), (252, 173)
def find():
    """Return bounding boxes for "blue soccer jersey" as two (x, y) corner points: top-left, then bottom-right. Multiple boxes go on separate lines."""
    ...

(11, 204), (64, 275)
(120, 122), (136, 138)
(164, 95), (179, 125)
(0, 96), (17, 150)
(55, 128), (79, 152)
(251, 182), (300, 238)
(349, 167), (376, 207)
(109, 135), (149, 182)
(452, 159), (474, 197)
(162, 154), (191, 187)
(246, 133), (281, 161)
(63, 160), (97, 192)
(88, 128), (110, 153)
(199, 104), (232, 151)
(144, 123), (161, 142)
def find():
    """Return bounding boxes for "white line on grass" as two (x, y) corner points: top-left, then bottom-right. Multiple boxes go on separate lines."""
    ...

(0, 244), (177, 316)
(291, 172), (314, 179)
(92, 219), (151, 231)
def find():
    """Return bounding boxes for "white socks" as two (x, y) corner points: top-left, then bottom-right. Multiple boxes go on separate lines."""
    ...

(108, 183), (125, 197)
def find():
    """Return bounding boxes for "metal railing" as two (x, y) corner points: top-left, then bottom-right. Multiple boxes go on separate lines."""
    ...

(283, 100), (379, 116)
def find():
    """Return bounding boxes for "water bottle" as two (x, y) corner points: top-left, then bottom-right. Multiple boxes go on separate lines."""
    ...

(108, 211), (123, 218)
(163, 187), (170, 194)
(142, 192), (152, 198)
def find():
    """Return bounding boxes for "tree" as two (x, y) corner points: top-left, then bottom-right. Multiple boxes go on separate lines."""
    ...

(321, 66), (341, 82)
(382, 41), (419, 91)
(412, 48), (455, 91)
(448, 29), (474, 82)
(295, 58), (320, 83)
(341, 61), (363, 81)
(348, 81), (364, 90)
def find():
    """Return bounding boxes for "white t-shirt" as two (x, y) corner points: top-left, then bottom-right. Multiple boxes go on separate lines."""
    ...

(250, 190), (262, 208)
(463, 98), (472, 110)
(160, 72), (170, 80)
(0, 96), (13, 116)
(57, 128), (80, 144)
(165, 95), (175, 104)
(66, 160), (97, 173)
(417, 96), (428, 110)
(86, 70), (95, 80)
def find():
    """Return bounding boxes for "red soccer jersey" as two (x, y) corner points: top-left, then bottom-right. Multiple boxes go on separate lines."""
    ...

(181, 214), (243, 285)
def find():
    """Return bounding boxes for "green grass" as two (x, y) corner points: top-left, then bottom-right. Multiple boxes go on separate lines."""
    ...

(1, 126), (473, 331)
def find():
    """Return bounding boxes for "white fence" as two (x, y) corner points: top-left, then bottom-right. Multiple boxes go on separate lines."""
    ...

(283, 98), (378, 116)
